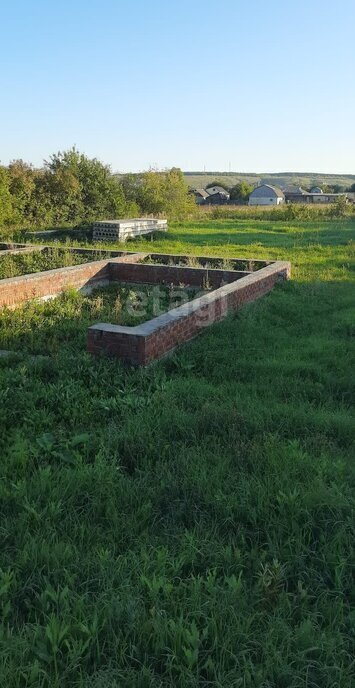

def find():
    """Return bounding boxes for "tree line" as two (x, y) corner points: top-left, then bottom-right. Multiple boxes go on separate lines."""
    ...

(0, 148), (195, 228)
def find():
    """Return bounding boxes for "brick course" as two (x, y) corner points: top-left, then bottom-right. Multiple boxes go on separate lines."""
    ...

(109, 261), (248, 288)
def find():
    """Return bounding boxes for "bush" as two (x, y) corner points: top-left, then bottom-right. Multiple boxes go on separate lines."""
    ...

(328, 195), (349, 218)
(198, 202), (354, 222)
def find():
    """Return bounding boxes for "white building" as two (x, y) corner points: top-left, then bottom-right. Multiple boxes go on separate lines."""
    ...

(249, 184), (285, 206)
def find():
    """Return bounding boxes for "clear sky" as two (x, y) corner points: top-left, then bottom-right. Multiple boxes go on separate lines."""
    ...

(1, 0), (354, 173)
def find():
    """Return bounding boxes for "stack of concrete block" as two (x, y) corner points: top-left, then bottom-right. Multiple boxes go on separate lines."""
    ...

(93, 218), (168, 243)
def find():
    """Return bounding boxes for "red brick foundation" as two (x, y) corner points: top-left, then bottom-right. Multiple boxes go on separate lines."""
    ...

(88, 260), (291, 365)
(0, 246), (291, 363)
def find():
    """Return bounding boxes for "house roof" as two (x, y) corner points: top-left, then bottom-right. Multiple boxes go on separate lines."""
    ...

(284, 185), (307, 194)
(206, 185), (229, 195)
(193, 188), (210, 199)
(250, 184), (284, 198)
(207, 191), (230, 198)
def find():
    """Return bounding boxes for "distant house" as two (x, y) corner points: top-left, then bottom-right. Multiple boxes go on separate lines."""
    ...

(284, 185), (307, 195)
(192, 188), (210, 204)
(310, 192), (347, 204)
(206, 185), (230, 198)
(285, 186), (348, 204)
(192, 186), (230, 205)
(204, 190), (230, 205)
(248, 184), (285, 206)
(310, 186), (323, 194)
(284, 186), (313, 204)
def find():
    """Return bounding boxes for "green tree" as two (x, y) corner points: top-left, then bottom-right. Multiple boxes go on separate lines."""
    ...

(329, 195), (348, 218)
(120, 173), (142, 204)
(42, 166), (83, 224)
(45, 148), (127, 223)
(0, 167), (13, 227)
(139, 168), (195, 218)
(7, 160), (36, 223)
(230, 182), (253, 203)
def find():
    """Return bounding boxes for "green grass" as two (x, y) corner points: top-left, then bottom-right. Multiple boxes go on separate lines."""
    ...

(0, 219), (354, 687)
(0, 283), (198, 356)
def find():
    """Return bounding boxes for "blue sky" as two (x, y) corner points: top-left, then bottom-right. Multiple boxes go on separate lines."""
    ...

(1, 0), (354, 173)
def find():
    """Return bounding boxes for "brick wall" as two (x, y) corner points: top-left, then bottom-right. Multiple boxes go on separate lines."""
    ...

(0, 244), (43, 257)
(148, 252), (271, 270)
(0, 245), (291, 364)
(88, 261), (291, 365)
(0, 253), (147, 309)
(109, 262), (248, 289)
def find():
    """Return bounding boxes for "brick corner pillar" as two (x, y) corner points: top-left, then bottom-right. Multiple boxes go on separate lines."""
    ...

(87, 323), (145, 365)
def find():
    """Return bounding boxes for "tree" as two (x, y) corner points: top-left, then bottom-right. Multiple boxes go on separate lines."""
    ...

(0, 152), (197, 229)
(0, 167), (13, 227)
(230, 182), (253, 203)
(30, 170), (55, 226)
(7, 160), (36, 223)
(42, 165), (83, 224)
(44, 148), (127, 223)
(120, 173), (142, 204)
(139, 168), (195, 218)
(330, 195), (348, 218)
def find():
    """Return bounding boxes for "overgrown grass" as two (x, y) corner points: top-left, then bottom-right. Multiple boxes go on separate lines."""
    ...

(0, 219), (354, 687)
(196, 200), (355, 222)
(0, 283), (198, 355)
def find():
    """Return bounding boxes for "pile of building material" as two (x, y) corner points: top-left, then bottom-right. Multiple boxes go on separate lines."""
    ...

(93, 218), (168, 243)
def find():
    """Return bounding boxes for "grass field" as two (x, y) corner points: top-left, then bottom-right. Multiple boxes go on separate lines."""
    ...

(0, 219), (354, 687)
(183, 171), (355, 191)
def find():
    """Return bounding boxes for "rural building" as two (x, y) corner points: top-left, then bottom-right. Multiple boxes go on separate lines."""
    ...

(285, 188), (349, 204)
(192, 186), (230, 205)
(284, 187), (313, 203)
(206, 185), (230, 198)
(284, 185), (308, 195)
(192, 188), (210, 204)
(309, 192), (346, 204)
(248, 184), (285, 206)
(204, 190), (230, 205)
(310, 186), (323, 194)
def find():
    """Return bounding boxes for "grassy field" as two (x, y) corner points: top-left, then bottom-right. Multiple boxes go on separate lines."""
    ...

(0, 219), (354, 687)
(183, 171), (355, 191)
